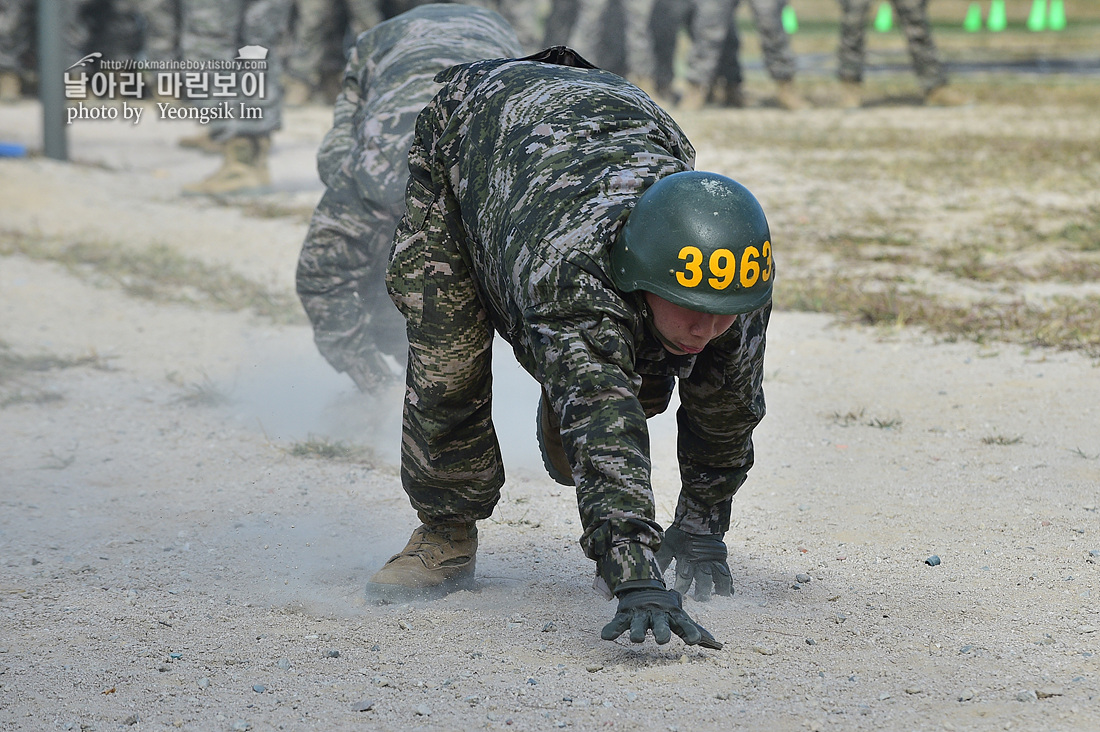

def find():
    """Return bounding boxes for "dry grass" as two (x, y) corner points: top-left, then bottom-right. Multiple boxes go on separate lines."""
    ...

(285, 436), (376, 465)
(0, 230), (306, 325)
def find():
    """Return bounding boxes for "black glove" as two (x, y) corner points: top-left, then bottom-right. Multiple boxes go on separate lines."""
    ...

(600, 588), (723, 649)
(655, 526), (733, 601)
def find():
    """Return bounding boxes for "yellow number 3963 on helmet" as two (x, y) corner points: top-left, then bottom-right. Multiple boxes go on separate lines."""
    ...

(610, 171), (774, 315)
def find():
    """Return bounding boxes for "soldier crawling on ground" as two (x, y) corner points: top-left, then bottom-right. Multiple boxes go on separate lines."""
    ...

(301, 4), (775, 648)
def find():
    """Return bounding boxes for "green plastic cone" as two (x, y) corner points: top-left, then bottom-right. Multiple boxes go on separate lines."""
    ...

(1049, 0), (1066, 31)
(963, 3), (982, 32)
(873, 2), (893, 32)
(988, 0), (1007, 31)
(1027, 0), (1047, 31)
(782, 5), (798, 34)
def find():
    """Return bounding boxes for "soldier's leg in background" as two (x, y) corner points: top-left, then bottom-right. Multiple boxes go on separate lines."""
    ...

(568, 0), (622, 73)
(710, 1), (745, 106)
(891, 0), (946, 94)
(386, 184), (505, 523)
(622, 0), (657, 92)
(648, 0), (686, 101)
(747, 0), (805, 108)
(836, 0), (869, 107)
(0, 0), (33, 101)
(683, 0), (734, 109)
(836, 0), (869, 84)
(285, 0), (339, 102)
(542, 0), (578, 46)
(137, 0), (180, 61)
(497, 0), (548, 54)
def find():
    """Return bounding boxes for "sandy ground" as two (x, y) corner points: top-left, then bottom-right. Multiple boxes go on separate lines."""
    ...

(1, 87), (1099, 732)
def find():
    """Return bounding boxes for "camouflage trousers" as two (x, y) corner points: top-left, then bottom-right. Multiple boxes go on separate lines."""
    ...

(179, 0), (292, 139)
(567, 0), (657, 81)
(386, 177), (506, 525)
(285, 0), (384, 89)
(837, 0), (946, 92)
(0, 0), (90, 71)
(685, 0), (797, 88)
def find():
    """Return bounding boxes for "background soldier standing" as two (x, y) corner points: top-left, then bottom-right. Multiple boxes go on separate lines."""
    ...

(296, 4), (523, 391)
(179, 0), (294, 195)
(836, 0), (963, 107)
(369, 47), (775, 648)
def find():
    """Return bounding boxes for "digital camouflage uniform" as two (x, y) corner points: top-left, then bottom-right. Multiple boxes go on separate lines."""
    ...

(387, 49), (769, 594)
(837, 0), (946, 93)
(688, 0), (797, 89)
(179, 0), (293, 141)
(296, 4), (523, 391)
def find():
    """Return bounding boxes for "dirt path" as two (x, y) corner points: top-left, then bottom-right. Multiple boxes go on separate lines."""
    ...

(2, 90), (1099, 732)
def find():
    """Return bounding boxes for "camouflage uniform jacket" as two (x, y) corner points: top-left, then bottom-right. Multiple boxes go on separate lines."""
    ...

(391, 50), (768, 594)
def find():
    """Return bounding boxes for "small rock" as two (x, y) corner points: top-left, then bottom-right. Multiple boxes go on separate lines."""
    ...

(325, 650), (340, 658)
(398, 620), (411, 631)
(586, 664), (603, 673)
(1016, 689), (1038, 702)
(542, 621), (556, 632)
(751, 645), (776, 656)
(958, 688), (976, 702)
(716, 692), (730, 700)
(625, 692), (637, 702)
(904, 687), (923, 695)
(414, 704), (431, 716)
(350, 699), (374, 712)
(1036, 688), (1063, 699)
(1078, 625), (1097, 634)
(925, 555), (941, 566)
(252, 684), (266, 693)
(463, 696), (479, 705)
(276, 658), (290, 670)
(231, 721), (251, 732)
(197, 677), (211, 689)
(805, 638), (816, 645)
(122, 714), (139, 726)
(795, 573), (811, 584)
(527, 677), (537, 685)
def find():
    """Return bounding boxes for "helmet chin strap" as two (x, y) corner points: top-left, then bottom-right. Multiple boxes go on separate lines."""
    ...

(637, 292), (682, 354)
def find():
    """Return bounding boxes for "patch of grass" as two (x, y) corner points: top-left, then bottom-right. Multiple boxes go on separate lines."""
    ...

(777, 279), (1100, 358)
(982, 434), (1023, 446)
(0, 230), (306, 325)
(167, 372), (231, 407)
(286, 436), (375, 465)
(0, 341), (109, 384)
(0, 390), (65, 408)
(868, 416), (902, 430)
(831, 408), (865, 427)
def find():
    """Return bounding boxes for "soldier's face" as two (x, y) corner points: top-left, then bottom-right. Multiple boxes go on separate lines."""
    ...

(643, 292), (737, 356)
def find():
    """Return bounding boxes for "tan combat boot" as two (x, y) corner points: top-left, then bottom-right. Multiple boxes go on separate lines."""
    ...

(182, 134), (271, 196)
(0, 71), (21, 103)
(709, 79), (745, 108)
(774, 80), (808, 111)
(177, 129), (225, 154)
(537, 390), (573, 486)
(838, 80), (863, 109)
(367, 520), (478, 600)
(677, 81), (708, 111)
(283, 76), (312, 107)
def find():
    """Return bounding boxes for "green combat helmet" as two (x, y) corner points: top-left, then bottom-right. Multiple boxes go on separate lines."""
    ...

(610, 171), (773, 315)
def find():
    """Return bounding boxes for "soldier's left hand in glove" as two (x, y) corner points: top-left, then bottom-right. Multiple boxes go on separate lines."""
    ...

(655, 526), (733, 601)
(600, 587), (723, 649)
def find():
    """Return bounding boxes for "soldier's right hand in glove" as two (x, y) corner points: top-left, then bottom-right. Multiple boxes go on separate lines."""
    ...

(655, 526), (733, 601)
(600, 588), (723, 649)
